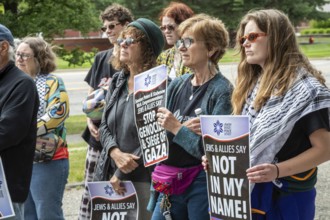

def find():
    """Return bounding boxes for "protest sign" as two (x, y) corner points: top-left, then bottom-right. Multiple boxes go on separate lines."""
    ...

(134, 65), (169, 167)
(0, 158), (14, 219)
(88, 181), (138, 220)
(201, 115), (251, 220)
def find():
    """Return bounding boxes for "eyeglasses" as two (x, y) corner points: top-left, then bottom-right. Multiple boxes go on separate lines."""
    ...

(160, 24), (176, 32)
(117, 37), (139, 46)
(175, 38), (194, 49)
(15, 52), (33, 61)
(239, 32), (267, 45)
(100, 23), (121, 32)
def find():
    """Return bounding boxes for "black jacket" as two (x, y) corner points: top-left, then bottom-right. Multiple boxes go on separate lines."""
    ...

(0, 61), (39, 202)
(94, 71), (151, 182)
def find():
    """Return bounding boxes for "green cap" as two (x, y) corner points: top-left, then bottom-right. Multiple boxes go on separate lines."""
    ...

(128, 18), (164, 57)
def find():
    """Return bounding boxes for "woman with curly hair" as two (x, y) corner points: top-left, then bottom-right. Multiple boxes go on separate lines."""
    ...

(94, 18), (164, 220)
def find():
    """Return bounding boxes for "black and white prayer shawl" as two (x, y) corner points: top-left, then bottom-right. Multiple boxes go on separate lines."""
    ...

(242, 67), (330, 172)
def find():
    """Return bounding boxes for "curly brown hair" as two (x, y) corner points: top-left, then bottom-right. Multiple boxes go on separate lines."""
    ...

(100, 3), (134, 24)
(111, 26), (156, 74)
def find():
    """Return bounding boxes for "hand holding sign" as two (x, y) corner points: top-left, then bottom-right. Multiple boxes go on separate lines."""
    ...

(110, 175), (126, 196)
(182, 117), (201, 136)
(110, 148), (140, 174)
(246, 163), (279, 182)
(157, 107), (182, 135)
(202, 155), (209, 171)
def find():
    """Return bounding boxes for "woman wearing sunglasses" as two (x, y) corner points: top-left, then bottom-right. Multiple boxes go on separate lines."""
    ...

(94, 18), (164, 220)
(203, 9), (330, 220)
(149, 14), (233, 220)
(157, 2), (194, 79)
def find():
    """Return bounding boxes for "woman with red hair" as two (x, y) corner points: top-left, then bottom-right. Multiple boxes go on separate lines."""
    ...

(157, 2), (194, 79)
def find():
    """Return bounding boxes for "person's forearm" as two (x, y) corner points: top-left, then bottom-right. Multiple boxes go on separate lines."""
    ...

(277, 147), (330, 178)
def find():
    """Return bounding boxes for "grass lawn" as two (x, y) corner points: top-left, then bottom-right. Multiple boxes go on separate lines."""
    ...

(300, 43), (330, 58)
(66, 114), (87, 135)
(66, 115), (87, 183)
(68, 142), (87, 183)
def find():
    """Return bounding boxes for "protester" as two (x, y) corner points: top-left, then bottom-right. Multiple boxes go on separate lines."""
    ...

(94, 18), (164, 220)
(0, 24), (39, 220)
(15, 37), (70, 220)
(150, 14), (233, 220)
(202, 9), (330, 220)
(157, 1), (194, 79)
(79, 4), (134, 219)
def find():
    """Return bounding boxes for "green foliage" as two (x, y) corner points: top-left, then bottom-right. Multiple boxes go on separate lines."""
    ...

(57, 47), (98, 67)
(0, 0), (100, 39)
(1, 0), (330, 41)
(300, 28), (330, 35)
(310, 19), (330, 28)
(84, 48), (99, 66)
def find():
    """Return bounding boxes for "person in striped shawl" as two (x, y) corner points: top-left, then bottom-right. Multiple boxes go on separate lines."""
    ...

(203, 8), (330, 220)
(232, 9), (330, 220)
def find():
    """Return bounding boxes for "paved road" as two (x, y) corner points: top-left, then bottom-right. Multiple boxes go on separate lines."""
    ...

(60, 59), (330, 219)
(55, 69), (89, 116)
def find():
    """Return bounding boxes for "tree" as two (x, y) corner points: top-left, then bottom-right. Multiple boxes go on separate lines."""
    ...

(0, 0), (100, 39)
(1, 0), (329, 40)
(241, 0), (330, 26)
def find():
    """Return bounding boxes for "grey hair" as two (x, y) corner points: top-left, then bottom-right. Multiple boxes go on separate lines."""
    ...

(8, 45), (15, 62)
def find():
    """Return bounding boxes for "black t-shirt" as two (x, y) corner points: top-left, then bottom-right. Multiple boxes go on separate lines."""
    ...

(84, 48), (117, 89)
(82, 48), (119, 149)
(277, 108), (329, 161)
(163, 76), (211, 167)
(276, 108), (329, 191)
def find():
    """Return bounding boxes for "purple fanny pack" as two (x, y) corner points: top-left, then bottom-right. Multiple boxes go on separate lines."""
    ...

(152, 164), (203, 195)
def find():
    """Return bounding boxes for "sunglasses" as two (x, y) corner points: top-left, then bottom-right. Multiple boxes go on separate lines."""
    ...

(100, 23), (121, 32)
(160, 24), (176, 32)
(239, 32), (267, 45)
(117, 37), (139, 46)
(175, 38), (194, 49)
(15, 52), (33, 61)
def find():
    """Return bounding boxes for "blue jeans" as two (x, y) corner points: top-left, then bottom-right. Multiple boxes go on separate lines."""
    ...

(6, 203), (24, 220)
(24, 159), (69, 220)
(252, 184), (316, 220)
(151, 170), (209, 220)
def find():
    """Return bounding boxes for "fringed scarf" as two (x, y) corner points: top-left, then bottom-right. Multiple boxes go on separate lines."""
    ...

(242, 67), (330, 168)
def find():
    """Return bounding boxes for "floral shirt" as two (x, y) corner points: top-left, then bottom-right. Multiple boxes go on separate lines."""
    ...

(157, 47), (191, 78)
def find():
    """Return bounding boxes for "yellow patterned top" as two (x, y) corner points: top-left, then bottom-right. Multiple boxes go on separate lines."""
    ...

(157, 47), (191, 77)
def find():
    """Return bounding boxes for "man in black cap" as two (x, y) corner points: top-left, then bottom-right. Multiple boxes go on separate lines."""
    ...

(0, 24), (39, 219)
